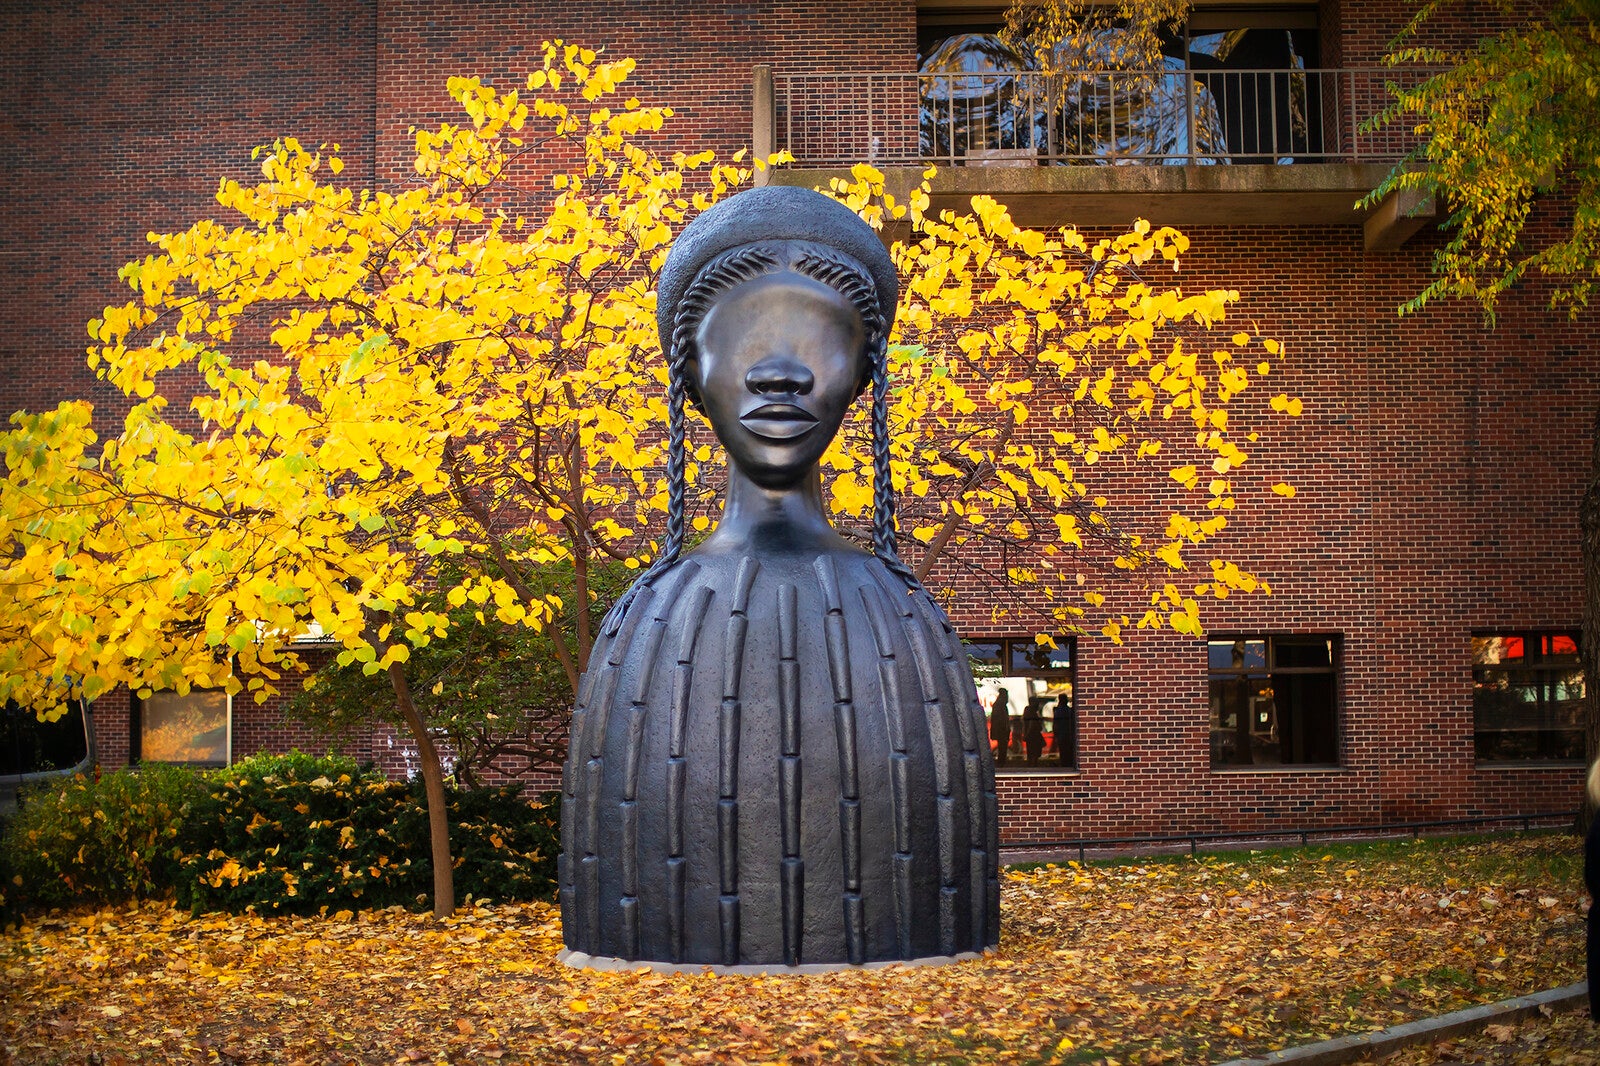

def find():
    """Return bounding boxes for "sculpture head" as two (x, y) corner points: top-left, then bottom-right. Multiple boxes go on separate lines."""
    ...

(675, 240), (878, 489)
(621, 186), (915, 597)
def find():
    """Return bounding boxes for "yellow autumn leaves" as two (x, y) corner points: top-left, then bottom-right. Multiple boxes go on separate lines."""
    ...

(826, 165), (1300, 641)
(0, 39), (1302, 720)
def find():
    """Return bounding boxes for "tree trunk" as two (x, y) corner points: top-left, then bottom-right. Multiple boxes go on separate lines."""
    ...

(1580, 400), (1600, 834)
(388, 659), (455, 918)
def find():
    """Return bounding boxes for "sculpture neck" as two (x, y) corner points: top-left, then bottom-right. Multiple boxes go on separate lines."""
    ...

(703, 463), (849, 554)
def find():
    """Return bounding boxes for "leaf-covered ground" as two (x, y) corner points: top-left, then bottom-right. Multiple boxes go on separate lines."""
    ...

(0, 834), (1584, 1065)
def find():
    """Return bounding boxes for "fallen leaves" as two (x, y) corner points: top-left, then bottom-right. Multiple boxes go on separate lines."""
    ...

(0, 835), (1583, 1065)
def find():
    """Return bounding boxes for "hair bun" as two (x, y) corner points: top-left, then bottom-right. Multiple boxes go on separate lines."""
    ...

(657, 186), (898, 359)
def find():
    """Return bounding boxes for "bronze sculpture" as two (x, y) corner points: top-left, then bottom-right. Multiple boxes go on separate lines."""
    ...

(559, 186), (1000, 969)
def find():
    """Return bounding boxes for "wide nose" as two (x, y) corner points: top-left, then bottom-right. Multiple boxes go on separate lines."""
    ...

(744, 353), (814, 396)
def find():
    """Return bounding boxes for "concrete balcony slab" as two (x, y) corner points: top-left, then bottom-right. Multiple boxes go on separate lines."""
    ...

(772, 162), (1400, 231)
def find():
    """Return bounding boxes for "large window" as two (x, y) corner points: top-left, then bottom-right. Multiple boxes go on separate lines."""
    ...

(1472, 632), (1584, 762)
(132, 690), (230, 767)
(915, 6), (1321, 165)
(967, 638), (1075, 770)
(1209, 635), (1339, 768)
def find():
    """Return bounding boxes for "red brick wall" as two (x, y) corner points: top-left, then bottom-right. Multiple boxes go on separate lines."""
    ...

(953, 217), (1593, 843)
(4, 0), (1589, 847)
(0, 1), (378, 424)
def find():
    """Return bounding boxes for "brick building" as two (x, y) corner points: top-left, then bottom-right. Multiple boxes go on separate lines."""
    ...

(1, 1), (1590, 844)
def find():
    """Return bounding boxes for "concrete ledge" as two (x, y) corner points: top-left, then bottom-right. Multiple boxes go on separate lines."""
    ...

(774, 163), (1394, 229)
(1217, 983), (1588, 1066)
(1363, 185), (1436, 251)
(559, 946), (989, 975)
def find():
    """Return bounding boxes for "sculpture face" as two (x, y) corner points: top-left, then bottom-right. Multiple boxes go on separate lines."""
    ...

(691, 270), (867, 489)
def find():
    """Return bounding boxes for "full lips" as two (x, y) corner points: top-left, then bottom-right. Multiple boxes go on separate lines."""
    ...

(739, 403), (818, 440)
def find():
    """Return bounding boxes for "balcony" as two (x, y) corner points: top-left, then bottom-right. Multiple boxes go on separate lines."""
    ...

(755, 66), (1435, 244)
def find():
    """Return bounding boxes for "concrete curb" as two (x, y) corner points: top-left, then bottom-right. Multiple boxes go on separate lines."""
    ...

(1216, 983), (1587, 1065)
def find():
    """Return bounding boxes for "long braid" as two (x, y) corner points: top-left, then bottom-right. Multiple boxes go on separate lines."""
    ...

(604, 244), (780, 631)
(794, 248), (920, 591)
(869, 335), (920, 589)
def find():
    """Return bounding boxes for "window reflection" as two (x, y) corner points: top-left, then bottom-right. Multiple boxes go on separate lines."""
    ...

(1472, 631), (1584, 761)
(915, 13), (1321, 165)
(1209, 635), (1339, 767)
(136, 690), (230, 767)
(969, 638), (1076, 770)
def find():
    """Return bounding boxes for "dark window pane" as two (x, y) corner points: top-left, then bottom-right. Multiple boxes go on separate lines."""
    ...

(1010, 640), (1072, 671)
(1476, 728), (1584, 761)
(1275, 671), (1337, 763)
(0, 699), (89, 776)
(1209, 639), (1266, 670)
(1273, 637), (1332, 668)
(1211, 634), (1340, 768)
(1209, 673), (1270, 765)
(1472, 672), (1539, 729)
(1473, 631), (1585, 762)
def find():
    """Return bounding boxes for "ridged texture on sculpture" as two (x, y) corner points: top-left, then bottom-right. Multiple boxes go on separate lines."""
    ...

(560, 546), (1000, 966)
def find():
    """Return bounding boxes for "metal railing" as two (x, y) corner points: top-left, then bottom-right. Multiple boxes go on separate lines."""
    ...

(771, 67), (1430, 168)
(998, 811), (1575, 864)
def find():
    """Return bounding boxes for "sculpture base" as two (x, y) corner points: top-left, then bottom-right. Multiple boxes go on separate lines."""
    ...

(558, 947), (990, 976)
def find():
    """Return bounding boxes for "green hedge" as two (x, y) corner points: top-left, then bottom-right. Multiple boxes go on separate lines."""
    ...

(2, 752), (559, 916)
(177, 777), (558, 913)
(3, 763), (211, 910)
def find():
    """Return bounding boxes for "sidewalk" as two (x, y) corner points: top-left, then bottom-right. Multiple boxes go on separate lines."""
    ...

(1217, 984), (1588, 1066)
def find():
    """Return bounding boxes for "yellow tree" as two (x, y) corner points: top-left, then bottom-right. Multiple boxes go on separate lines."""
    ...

(822, 166), (1293, 644)
(0, 43), (743, 917)
(1001, 0), (1189, 71)
(0, 44), (1295, 917)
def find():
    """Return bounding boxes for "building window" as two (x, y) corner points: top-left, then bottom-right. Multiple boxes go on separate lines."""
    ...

(132, 690), (230, 767)
(1209, 635), (1339, 768)
(1, 698), (91, 777)
(914, 7), (1321, 165)
(967, 638), (1076, 770)
(1472, 632), (1584, 763)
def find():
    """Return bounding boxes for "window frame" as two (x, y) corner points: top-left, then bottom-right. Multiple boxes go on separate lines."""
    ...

(966, 636), (1078, 772)
(1208, 633), (1342, 771)
(1471, 630), (1585, 765)
(130, 688), (233, 769)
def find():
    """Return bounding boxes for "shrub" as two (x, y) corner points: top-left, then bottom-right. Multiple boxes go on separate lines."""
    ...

(212, 749), (374, 787)
(1, 745), (558, 916)
(1, 763), (210, 908)
(440, 785), (559, 904)
(178, 777), (559, 914)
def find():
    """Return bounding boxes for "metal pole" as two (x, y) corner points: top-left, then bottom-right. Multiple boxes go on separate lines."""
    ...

(867, 76), (875, 164)
(1348, 70), (1357, 162)
(1186, 66), (1196, 164)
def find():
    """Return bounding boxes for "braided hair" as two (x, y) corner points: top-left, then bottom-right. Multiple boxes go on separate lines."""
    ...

(605, 239), (917, 632)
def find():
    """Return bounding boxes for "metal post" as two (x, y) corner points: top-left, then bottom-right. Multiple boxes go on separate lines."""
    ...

(1186, 66), (1196, 164)
(1348, 70), (1357, 162)
(947, 75), (956, 166)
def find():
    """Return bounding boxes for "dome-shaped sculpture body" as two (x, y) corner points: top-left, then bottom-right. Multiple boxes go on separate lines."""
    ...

(558, 183), (1001, 969)
(559, 542), (1000, 967)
